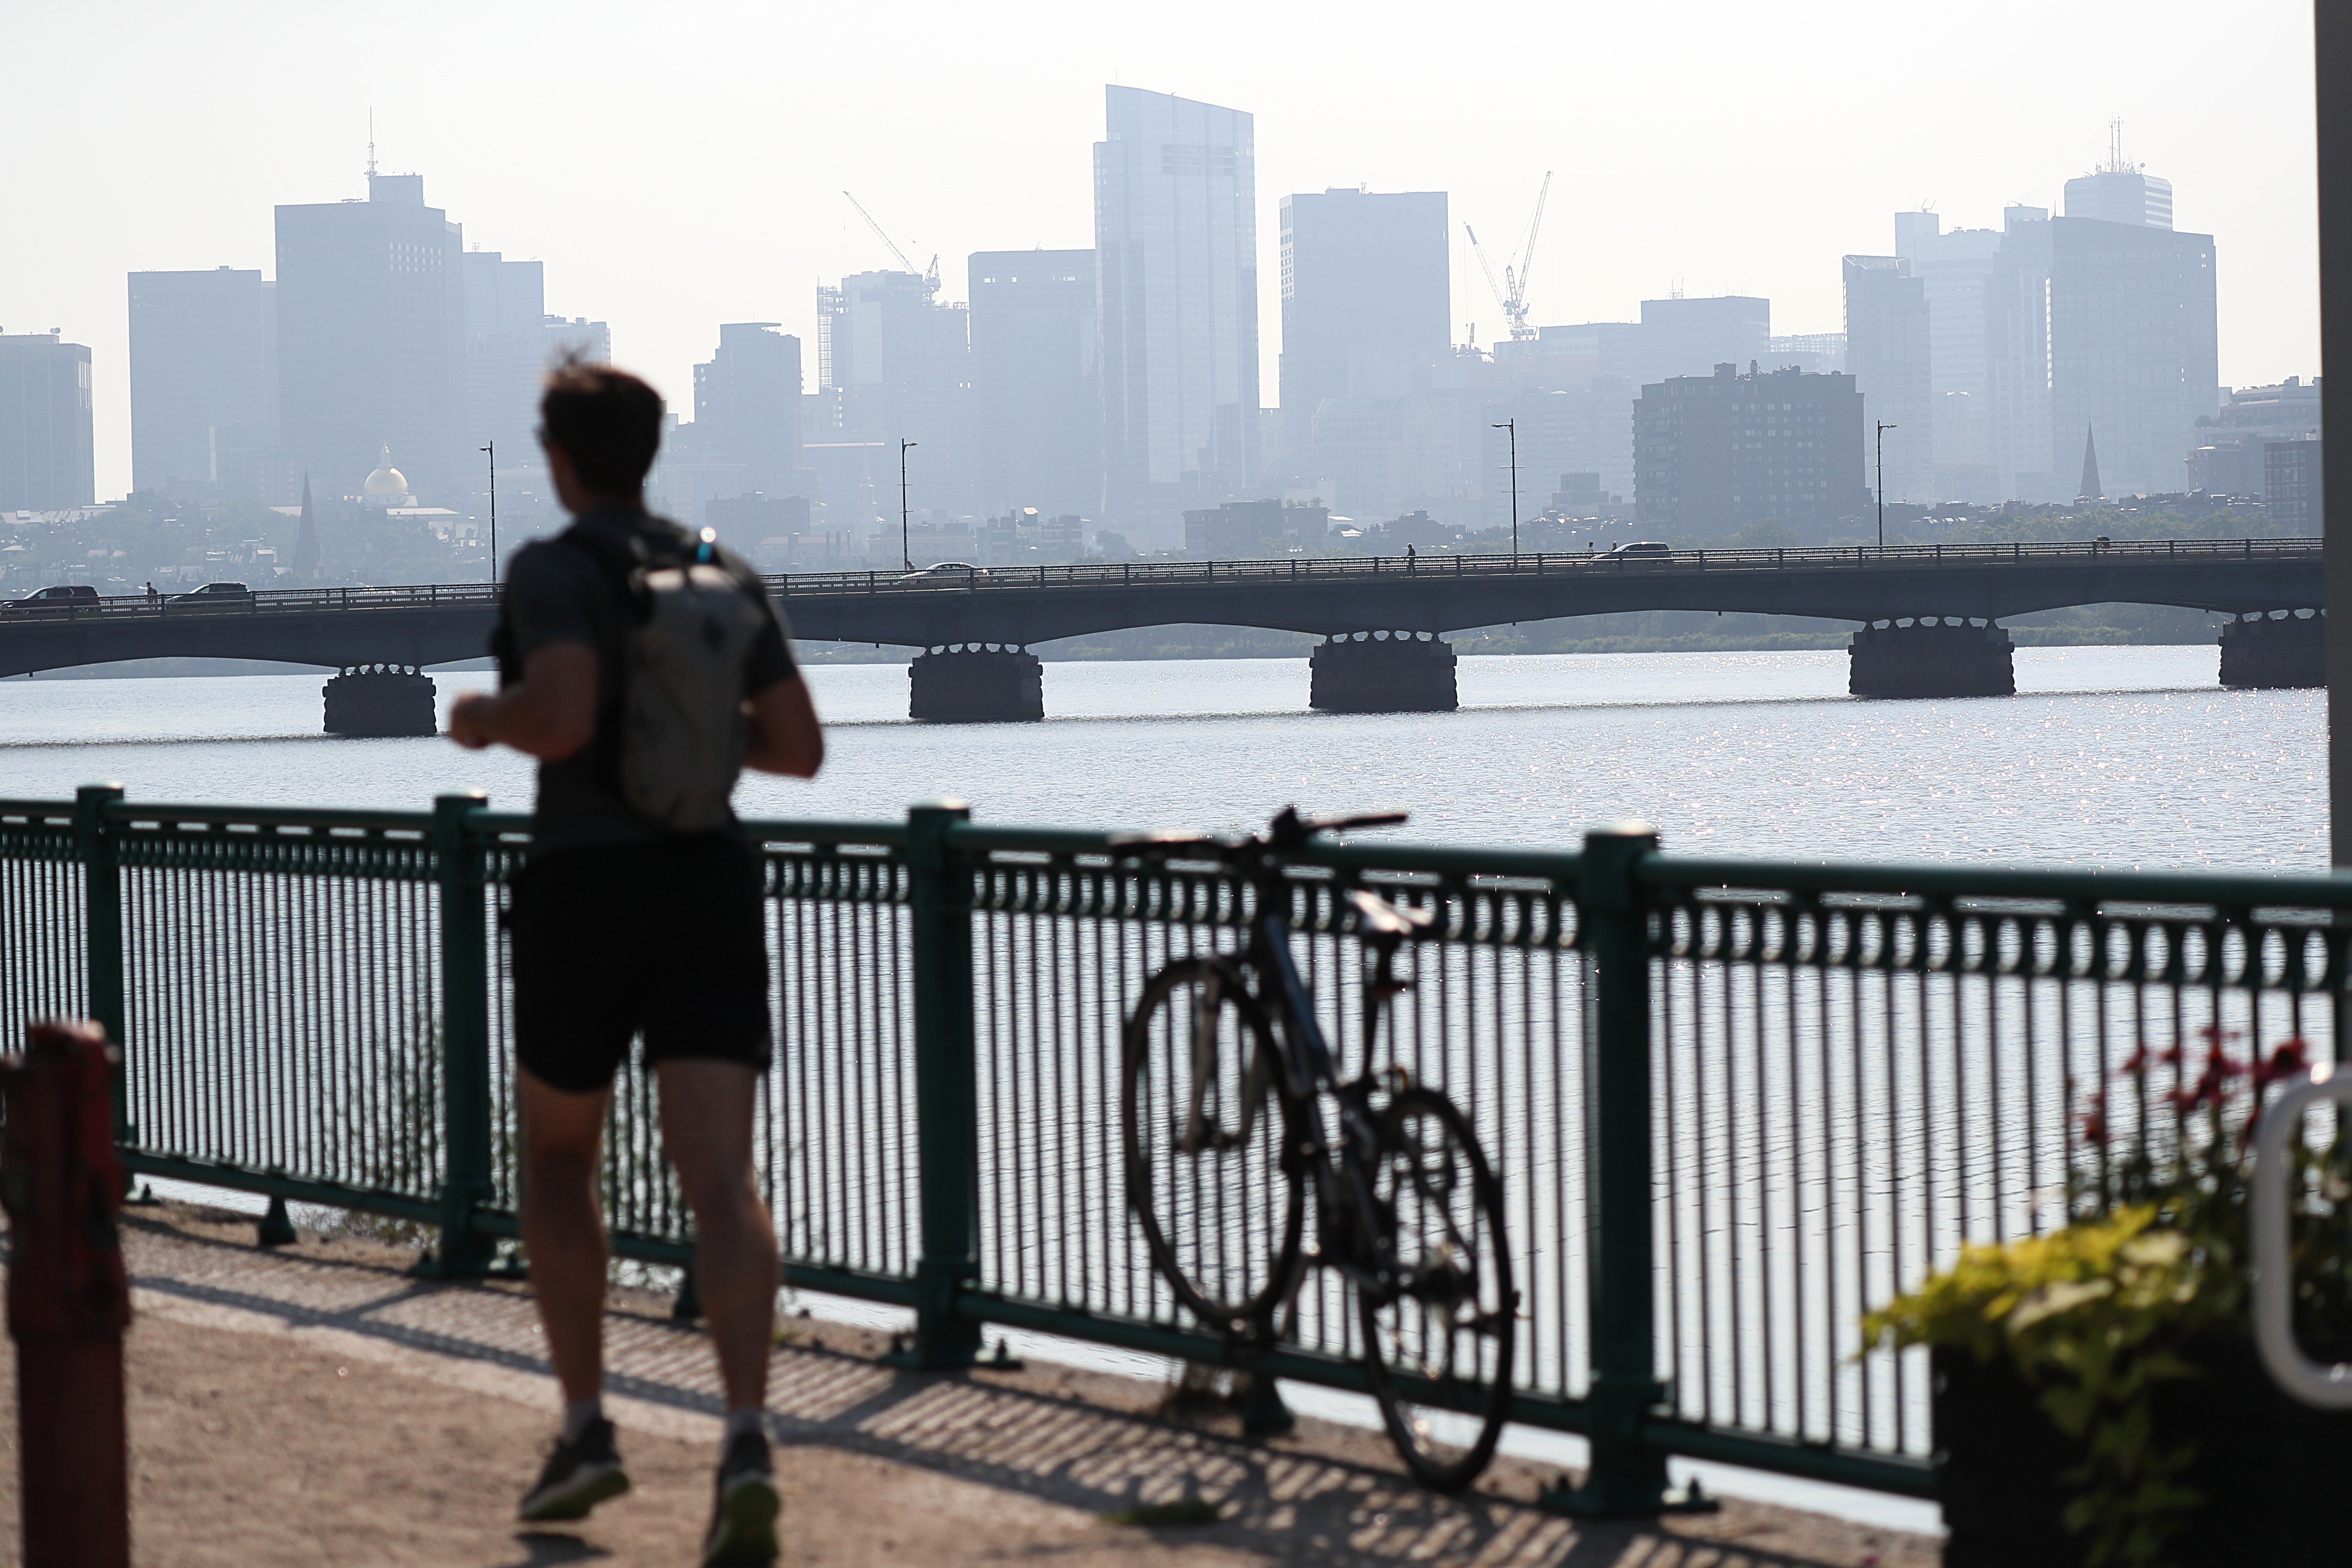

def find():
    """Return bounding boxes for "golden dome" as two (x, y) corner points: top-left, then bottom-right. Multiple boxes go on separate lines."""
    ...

(362, 445), (410, 497)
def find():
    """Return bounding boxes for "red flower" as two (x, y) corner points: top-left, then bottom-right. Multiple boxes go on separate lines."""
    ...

(2254, 1038), (2311, 1092)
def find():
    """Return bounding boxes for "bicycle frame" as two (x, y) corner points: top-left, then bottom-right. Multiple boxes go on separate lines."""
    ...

(1244, 896), (1402, 1304)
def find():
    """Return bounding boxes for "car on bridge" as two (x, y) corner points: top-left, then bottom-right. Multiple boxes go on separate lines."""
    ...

(898, 561), (988, 582)
(165, 582), (254, 612)
(3, 585), (99, 615)
(1605, 541), (1671, 558)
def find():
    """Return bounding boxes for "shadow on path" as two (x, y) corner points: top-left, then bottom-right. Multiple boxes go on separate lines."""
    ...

(113, 1213), (1914, 1568)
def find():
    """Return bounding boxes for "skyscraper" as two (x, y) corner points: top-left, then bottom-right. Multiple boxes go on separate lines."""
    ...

(0, 331), (95, 511)
(818, 271), (968, 510)
(1278, 189), (1449, 426)
(276, 171), (465, 502)
(1095, 86), (1259, 539)
(1842, 255), (1934, 502)
(460, 250), (611, 490)
(1893, 209), (2010, 501)
(968, 250), (1099, 517)
(2048, 214), (2217, 494)
(1982, 208), (2056, 499)
(127, 267), (276, 495)
(2064, 125), (2175, 230)
(1894, 212), (2004, 410)
(693, 323), (803, 495)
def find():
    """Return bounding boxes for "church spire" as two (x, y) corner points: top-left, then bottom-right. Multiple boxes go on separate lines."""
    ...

(2077, 425), (2103, 502)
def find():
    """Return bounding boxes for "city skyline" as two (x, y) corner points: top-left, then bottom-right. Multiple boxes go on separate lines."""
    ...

(5, 0), (2316, 502)
(13, 122), (2255, 537)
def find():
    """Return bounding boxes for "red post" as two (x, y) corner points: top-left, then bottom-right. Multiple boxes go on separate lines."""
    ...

(2, 1020), (131, 1568)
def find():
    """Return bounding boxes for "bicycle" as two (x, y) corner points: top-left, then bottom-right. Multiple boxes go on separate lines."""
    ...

(1117, 806), (1516, 1491)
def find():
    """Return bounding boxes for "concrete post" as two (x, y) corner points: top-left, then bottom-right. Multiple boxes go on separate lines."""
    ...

(2324, 0), (2352, 864)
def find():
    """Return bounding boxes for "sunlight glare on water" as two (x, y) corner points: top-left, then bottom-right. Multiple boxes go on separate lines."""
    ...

(0, 642), (2318, 870)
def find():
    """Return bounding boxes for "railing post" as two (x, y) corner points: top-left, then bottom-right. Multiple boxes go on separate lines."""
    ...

(1544, 823), (1710, 1516)
(73, 785), (129, 1148)
(419, 791), (497, 1278)
(893, 799), (985, 1368)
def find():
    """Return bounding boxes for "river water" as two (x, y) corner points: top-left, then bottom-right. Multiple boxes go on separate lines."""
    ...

(0, 644), (2318, 1532)
(0, 643), (2321, 870)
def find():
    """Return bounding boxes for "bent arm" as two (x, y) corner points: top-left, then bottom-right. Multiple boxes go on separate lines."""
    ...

(447, 643), (598, 760)
(743, 675), (824, 778)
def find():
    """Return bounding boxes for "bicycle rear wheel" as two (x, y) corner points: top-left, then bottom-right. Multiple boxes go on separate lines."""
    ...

(1357, 1086), (1516, 1492)
(1121, 957), (1306, 1337)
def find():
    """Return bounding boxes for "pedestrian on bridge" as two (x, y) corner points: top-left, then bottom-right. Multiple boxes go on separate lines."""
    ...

(449, 359), (825, 1565)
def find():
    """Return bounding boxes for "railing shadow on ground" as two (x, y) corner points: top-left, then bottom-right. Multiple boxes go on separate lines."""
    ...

(112, 1213), (1908, 1568)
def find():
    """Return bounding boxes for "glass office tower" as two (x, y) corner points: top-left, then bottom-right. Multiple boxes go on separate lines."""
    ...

(1094, 86), (1259, 541)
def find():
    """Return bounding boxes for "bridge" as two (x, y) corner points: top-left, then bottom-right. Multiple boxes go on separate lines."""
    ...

(0, 538), (2323, 724)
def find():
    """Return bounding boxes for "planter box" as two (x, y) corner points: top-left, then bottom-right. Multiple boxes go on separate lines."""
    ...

(1935, 1338), (2352, 1565)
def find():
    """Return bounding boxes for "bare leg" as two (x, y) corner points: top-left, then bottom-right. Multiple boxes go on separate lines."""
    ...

(519, 1067), (614, 1406)
(655, 1058), (778, 1412)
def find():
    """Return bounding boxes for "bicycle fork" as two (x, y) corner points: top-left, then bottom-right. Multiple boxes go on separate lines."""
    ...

(1176, 964), (1267, 1156)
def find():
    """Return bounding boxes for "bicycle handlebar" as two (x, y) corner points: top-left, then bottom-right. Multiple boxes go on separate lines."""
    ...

(1108, 806), (1409, 861)
(1300, 810), (1409, 835)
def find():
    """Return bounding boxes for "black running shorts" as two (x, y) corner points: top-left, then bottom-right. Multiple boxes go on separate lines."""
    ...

(508, 836), (772, 1093)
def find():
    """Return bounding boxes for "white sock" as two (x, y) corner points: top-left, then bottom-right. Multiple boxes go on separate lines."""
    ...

(561, 1395), (603, 1444)
(723, 1407), (765, 1451)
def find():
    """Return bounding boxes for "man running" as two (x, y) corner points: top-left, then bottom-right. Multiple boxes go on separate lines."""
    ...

(450, 361), (823, 1565)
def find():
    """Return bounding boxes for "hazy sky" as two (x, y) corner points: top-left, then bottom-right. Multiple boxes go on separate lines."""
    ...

(6, 0), (2320, 502)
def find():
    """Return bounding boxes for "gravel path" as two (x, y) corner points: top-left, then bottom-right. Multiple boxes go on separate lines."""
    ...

(0, 1204), (1937, 1566)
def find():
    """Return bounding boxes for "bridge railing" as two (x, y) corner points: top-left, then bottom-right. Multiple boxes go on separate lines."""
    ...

(0, 582), (504, 622)
(0, 537), (2317, 625)
(6, 786), (2345, 1503)
(767, 536), (2320, 599)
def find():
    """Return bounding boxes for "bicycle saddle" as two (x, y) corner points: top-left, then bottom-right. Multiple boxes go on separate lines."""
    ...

(1347, 888), (1433, 937)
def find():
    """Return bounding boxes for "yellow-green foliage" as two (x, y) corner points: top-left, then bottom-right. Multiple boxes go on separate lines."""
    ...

(1866, 1205), (2238, 1568)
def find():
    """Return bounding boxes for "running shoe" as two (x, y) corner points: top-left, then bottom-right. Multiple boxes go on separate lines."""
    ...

(701, 1428), (781, 1565)
(518, 1416), (632, 1522)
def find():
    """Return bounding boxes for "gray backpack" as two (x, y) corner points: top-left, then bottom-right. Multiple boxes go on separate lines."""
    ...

(568, 526), (772, 833)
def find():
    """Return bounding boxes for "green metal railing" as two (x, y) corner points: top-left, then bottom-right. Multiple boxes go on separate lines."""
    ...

(6, 784), (2346, 1507)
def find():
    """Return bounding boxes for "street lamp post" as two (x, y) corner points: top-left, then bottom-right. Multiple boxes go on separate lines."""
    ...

(1492, 417), (1520, 556)
(899, 439), (917, 572)
(479, 441), (497, 585)
(1874, 422), (1897, 550)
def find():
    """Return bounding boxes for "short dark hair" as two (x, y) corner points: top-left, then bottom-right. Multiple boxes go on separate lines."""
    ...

(539, 357), (663, 493)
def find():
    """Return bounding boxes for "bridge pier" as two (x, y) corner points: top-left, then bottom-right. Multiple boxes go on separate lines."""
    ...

(2220, 610), (2324, 689)
(1849, 618), (2015, 699)
(908, 644), (1044, 723)
(1309, 632), (1458, 713)
(322, 665), (438, 737)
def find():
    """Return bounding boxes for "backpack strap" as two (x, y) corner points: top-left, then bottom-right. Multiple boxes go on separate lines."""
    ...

(553, 524), (658, 801)
(527, 520), (765, 822)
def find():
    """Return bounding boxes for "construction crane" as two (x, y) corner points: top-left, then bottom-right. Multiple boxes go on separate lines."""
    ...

(1464, 172), (1553, 343)
(842, 191), (940, 298)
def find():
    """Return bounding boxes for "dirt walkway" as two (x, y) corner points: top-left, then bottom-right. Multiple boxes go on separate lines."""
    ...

(0, 1204), (1936, 1567)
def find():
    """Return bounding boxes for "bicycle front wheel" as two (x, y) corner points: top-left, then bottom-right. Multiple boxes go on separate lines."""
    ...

(1121, 956), (1306, 1338)
(1357, 1086), (1516, 1492)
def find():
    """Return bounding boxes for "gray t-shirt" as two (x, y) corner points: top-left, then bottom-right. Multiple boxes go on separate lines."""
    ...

(499, 504), (799, 853)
